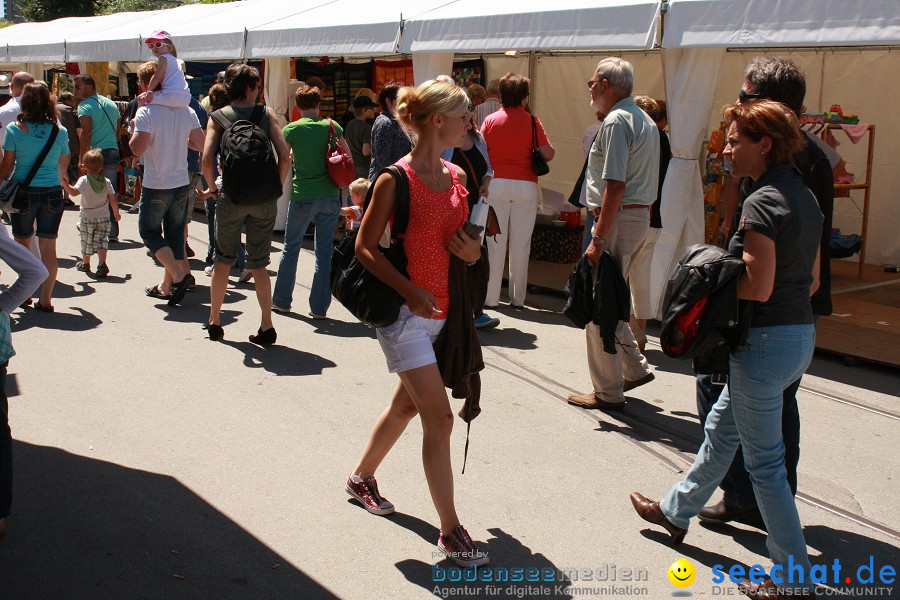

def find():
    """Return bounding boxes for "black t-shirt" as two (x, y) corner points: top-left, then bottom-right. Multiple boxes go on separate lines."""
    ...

(728, 164), (823, 327)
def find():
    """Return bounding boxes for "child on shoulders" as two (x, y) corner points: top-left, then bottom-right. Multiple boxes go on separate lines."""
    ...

(139, 30), (191, 108)
(62, 149), (120, 278)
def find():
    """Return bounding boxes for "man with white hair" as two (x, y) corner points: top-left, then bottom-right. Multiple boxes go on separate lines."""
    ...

(568, 57), (659, 411)
(0, 72), (35, 158)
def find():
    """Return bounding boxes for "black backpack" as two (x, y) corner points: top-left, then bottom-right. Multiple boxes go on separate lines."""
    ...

(210, 105), (282, 205)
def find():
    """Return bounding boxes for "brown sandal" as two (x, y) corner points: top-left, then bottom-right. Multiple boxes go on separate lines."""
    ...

(33, 302), (54, 313)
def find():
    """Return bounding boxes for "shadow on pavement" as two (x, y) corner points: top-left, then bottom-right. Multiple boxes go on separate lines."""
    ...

(396, 527), (575, 599)
(0, 441), (339, 600)
(11, 307), (102, 332)
(220, 339), (337, 376)
(277, 312), (376, 339)
(48, 280), (95, 300)
(478, 328), (538, 350)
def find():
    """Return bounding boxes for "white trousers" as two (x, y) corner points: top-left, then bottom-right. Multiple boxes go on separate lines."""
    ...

(585, 208), (651, 402)
(629, 226), (661, 319)
(485, 178), (538, 307)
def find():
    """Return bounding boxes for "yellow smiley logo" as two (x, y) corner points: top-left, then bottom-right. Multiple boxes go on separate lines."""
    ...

(668, 558), (696, 588)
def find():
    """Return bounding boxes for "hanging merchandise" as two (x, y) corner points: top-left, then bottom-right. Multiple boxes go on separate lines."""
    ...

(702, 122), (728, 244)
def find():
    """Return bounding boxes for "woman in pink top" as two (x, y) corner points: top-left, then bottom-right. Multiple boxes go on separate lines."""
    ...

(480, 72), (555, 308)
(346, 80), (487, 567)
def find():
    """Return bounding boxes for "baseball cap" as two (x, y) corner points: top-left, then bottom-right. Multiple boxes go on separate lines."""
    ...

(352, 96), (378, 109)
(146, 30), (172, 42)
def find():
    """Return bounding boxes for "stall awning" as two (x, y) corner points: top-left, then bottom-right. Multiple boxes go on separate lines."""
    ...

(65, 3), (240, 63)
(245, 0), (448, 58)
(401, 0), (660, 53)
(663, 0), (900, 48)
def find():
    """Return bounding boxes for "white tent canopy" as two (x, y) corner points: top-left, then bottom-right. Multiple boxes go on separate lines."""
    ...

(664, 0), (900, 47)
(245, 0), (450, 58)
(401, 0), (660, 53)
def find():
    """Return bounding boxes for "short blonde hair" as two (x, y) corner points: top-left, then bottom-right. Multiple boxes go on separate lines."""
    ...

(395, 80), (469, 134)
(348, 178), (370, 198)
(82, 148), (104, 172)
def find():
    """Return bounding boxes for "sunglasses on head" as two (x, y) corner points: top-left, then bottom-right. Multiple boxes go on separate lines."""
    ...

(146, 40), (168, 49)
(739, 89), (766, 102)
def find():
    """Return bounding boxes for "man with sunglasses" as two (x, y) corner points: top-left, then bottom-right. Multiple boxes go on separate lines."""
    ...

(567, 57), (658, 411)
(75, 74), (123, 242)
(696, 57), (834, 531)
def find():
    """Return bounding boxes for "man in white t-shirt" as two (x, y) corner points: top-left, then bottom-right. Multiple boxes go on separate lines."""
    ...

(0, 72), (34, 160)
(129, 61), (205, 306)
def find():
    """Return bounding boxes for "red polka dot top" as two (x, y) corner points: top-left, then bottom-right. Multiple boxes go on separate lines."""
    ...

(396, 157), (469, 320)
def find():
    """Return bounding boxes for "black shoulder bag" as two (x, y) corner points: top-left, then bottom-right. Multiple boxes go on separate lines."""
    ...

(330, 165), (411, 328)
(531, 115), (550, 176)
(0, 123), (60, 213)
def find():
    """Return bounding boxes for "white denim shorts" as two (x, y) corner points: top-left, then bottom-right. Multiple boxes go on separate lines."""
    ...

(376, 306), (446, 373)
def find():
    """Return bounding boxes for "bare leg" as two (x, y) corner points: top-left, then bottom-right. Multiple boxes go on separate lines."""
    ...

(355, 381), (419, 477)
(36, 238), (58, 308)
(398, 364), (460, 532)
(252, 266), (274, 331)
(207, 262), (230, 326)
(82, 254), (92, 268)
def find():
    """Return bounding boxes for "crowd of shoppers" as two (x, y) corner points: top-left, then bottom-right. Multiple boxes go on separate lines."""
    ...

(0, 53), (833, 599)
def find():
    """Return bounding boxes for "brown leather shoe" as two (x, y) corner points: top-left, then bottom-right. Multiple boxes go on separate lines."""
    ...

(624, 372), (655, 392)
(629, 492), (687, 546)
(567, 392), (625, 411)
(698, 500), (767, 531)
(740, 578), (815, 600)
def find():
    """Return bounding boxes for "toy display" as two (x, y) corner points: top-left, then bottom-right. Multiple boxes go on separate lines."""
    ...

(702, 122), (729, 244)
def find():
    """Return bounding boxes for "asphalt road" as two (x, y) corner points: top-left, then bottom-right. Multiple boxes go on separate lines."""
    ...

(1, 206), (897, 600)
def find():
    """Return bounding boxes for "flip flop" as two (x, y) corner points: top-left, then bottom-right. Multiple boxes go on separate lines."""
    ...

(33, 302), (55, 313)
(168, 274), (195, 307)
(145, 285), (171, 300)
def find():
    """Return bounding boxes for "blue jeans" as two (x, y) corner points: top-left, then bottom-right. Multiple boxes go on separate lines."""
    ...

(205, 195), (245, 268)
(696, 375), (801, 507)
(9, 186), (64, 239)
(581, 210), (595, 253)
(101, 148), (120, 239)
(272, 195), (340, 315)
(138, 184), (189, 259)
(661, 324), (816, 582)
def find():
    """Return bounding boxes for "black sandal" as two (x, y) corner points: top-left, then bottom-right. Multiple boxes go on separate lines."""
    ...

(249, 327), (277, 345)
(145, 285), (171, 300)
(168, 274), (195, 306)
(204, 323), (224, 341)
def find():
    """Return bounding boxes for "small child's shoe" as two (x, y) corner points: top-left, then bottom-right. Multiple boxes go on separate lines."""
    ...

(75, 260), (91, 273)
(96, 262), (109, 278)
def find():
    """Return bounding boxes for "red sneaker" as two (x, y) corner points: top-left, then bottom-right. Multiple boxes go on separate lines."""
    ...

(346, 474), (395, 516)
(438, 525), (489, 567)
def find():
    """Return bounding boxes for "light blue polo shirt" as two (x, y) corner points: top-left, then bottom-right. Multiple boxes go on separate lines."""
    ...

(77, 94), (119, 150)
(3, 122), (70, 187)
(585, 96), (660, 210)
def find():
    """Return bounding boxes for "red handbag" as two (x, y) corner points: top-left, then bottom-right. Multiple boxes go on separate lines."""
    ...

(326, 118), (355, 188)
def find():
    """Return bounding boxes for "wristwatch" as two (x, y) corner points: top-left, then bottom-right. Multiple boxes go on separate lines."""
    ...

(592, 235), (606, 246)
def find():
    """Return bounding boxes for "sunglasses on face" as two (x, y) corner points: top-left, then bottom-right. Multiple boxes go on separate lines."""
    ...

(468, 103), (475, 112)
(146, 40), (168, 49)
(587, 79), (601, 89)
(738, 89), (766, 102)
